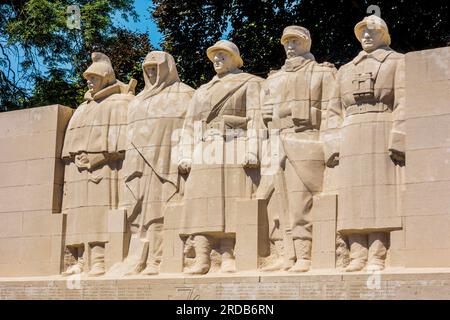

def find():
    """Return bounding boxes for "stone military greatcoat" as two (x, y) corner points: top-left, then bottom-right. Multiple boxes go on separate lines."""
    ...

(123, 52), (194, 236)
(62, 82), (133, 246)
(179, 71), (263, 236)
(325, 46), (405, 233)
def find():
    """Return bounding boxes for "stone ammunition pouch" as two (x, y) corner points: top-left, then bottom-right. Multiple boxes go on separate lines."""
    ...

(346, 102), (390, 116)
(202, 115), (248, 140)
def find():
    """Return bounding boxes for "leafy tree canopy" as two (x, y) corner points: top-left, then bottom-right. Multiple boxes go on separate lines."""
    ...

(1, 0), (152, 111)
(1, 0), (448, 111)
(153, 0), (449, 87)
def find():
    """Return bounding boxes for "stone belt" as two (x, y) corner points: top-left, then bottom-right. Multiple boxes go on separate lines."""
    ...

(345, 103), (390, 116)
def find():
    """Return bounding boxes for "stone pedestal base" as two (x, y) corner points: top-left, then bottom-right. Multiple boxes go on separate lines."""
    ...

(1, 269), (450, 299)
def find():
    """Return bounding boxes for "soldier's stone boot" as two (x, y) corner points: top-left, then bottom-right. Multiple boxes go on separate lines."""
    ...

(126, 241), (149, 276)
(220, 238), (235, 273)
(367, 232), (388, 271)
(142, 224), (163, 275)
(345, 234), (368, 272)
(62, 246), (84, 276)
(141, 261), (160, 275)
(336, 233), (350, 269)
(126, 262), (146, 275)
(262, 240), (284, 271)
(185, 235), (211, 275)
(88, 244), (105, 277)
(289, 239), (311, 273)
(62, 258), (84, 276)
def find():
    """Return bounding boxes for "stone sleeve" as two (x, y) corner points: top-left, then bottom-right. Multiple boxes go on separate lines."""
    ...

(321, 68), (343, 164)
(388, 55), (406, 153)
(245, 79), (263, 160)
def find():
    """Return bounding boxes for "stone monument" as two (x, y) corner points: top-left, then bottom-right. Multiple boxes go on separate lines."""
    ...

(0, 16), (449, 300)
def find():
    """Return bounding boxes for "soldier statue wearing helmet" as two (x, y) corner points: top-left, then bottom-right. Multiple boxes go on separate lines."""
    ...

(325, 15), (406, 272)
(256, 25), (337, 272)
(61, 52), (135, 276)
(178, 40), (264, 274)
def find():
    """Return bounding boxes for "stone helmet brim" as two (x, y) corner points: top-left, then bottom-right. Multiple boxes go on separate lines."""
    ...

(280, 26), (312, 52)
(354, 15), (391, 46)
(83, 52), (116, 85)
(206, 40), (244, 68)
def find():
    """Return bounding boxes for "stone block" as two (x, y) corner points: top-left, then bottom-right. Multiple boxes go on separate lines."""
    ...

(406, 114), (450, 150)
(403, 181), (450, 216)
(22, 211), (57, 237)
(311, 195), (337, 269)
(406, 148), (450, 184)
(0, 212), (23, 238)
(235, 199), (267, 271)
(160, 202), (185, 273)
(404, 214), (450, 251)
(105, 209), (129, 270)
(387, 228), (406, 268)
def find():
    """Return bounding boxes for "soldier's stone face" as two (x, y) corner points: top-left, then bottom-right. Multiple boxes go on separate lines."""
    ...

(283, 37), (306, 59)
(86, 74), (103, 95)
(144, 64), (158, 85)
(360, 27), (385, 52)
(212, 50), (236, 75)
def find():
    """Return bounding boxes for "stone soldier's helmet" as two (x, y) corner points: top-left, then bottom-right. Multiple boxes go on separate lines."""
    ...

(280, 25), (312, 52)
(206, 40), (244, 68)
(83, 52), (116, 86)
(354, 15), (391, 46)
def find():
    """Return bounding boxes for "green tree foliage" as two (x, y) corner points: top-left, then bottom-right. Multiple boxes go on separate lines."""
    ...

(152, 0), (449, 86)
(1, 0), (448, 111)
(153, 0), (231, 87)
(1, 0), (152, 111)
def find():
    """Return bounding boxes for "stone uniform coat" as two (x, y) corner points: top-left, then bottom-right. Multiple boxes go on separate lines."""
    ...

(179, 71), (264, 236)
(260, 55), (336, 241)
(325, 47), (405, 233)
(62, 82), (133, 245)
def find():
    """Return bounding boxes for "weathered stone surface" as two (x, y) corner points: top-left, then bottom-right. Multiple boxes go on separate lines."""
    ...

(1, 270), (450, 300)
(0, 19), (449, 300)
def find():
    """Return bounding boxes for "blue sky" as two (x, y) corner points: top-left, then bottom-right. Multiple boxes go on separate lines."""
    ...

(114, 0), (163, 49)
(4, 0), (164, 91)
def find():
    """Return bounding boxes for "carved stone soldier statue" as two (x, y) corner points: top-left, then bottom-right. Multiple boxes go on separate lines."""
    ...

(257, 26), (336, 272)
(325, 15), (405, 272)
(121, 51), (194, 275)
(61, 52), (135, 276)
(178, 40), (263, 274)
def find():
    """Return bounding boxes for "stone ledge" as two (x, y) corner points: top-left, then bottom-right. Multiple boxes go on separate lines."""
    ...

(1, 269), (450, 300)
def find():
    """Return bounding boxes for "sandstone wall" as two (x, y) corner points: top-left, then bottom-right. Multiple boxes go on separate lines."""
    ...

(398, 47), (450, 267)
(0, 105), (73, 276)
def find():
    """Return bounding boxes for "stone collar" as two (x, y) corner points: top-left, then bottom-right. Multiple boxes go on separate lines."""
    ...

(352, 46), (393, 65)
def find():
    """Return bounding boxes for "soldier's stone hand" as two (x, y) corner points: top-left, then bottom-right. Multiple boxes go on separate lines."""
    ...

(85, 152), (109, 171)
(244, 152), (259, 168)
(178, 158), (192, 174)
(75, 153), (90, 170)
(326, 152), (340, 168)
(389, 149), (405, 166)
(278, 105), (292, 118)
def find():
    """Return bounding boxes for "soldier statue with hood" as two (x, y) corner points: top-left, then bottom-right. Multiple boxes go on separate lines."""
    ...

(178, 40), (264, 274)
(257, 26), (336, 272)
(61, 52), (135, 276)
(121, 51), (194, 275)
(325, 15), (406, 272)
